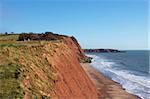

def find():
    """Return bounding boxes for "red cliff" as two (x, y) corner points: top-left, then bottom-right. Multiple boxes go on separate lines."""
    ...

(45, 42), (98, 99)
(0, 33), (98, 99)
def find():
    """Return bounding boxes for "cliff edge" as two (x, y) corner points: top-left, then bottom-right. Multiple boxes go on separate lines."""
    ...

(0, 33), (98, 99)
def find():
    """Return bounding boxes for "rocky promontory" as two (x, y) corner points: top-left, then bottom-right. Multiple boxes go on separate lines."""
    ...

(84, 49), (124, 53)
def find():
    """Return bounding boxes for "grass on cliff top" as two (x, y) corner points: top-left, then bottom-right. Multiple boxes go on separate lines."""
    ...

(0, 34), (19, 41)
(0, 41), (59, 98)
(0, 44), (25, 98)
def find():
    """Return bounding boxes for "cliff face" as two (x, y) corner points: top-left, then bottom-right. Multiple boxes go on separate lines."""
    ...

(49, 34), (98, 98)
(62, 36), (86, 62)
(0, 34), (98, 99)
(46, 42), (98, 99)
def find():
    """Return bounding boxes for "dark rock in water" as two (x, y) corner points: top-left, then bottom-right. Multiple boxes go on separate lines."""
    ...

(84, 49), (125, 53)
(80, 57), (93, 63)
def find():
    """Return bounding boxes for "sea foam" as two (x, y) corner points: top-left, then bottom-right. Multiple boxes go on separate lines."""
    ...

(87, 54), (150, 99)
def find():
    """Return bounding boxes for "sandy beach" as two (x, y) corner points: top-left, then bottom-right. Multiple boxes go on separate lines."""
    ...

(81, 63), (141, 99)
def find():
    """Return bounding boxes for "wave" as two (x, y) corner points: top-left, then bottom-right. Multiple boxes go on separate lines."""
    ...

(86, 54), (150, 99)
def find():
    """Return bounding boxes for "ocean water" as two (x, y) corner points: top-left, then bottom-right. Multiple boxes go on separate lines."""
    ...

(86, 50), (150, 99)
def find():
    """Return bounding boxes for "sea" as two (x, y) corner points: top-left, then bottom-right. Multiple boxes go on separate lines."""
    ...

(86, 50), (150, 99)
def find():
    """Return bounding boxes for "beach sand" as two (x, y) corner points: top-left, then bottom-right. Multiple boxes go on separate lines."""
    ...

(81, 63), (140, 99)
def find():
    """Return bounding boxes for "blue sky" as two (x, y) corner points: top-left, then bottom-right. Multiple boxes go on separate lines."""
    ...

(0, 0), (149, 50)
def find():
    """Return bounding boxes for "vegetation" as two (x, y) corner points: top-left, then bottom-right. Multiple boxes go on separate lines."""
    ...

(0, 43), (24, 98)
(0, 40), (57, 98)
(0, 34), (19, 41)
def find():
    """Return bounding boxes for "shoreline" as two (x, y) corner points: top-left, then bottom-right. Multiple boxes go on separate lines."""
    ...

(81, 63), (141, 99)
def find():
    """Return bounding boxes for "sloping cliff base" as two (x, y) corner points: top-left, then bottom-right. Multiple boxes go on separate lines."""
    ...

(81, 63), (141, 99)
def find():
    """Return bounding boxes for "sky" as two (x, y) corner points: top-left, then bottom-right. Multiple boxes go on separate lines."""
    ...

(0, 0), (149, 50)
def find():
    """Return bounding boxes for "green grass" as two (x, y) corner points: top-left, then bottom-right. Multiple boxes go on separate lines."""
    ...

(0, 41), (57, 98)
(0, 43), (24, 48)
(0, 79), (24, 99)
(0, 34), (19, 41)
(0, 51), (24, 98)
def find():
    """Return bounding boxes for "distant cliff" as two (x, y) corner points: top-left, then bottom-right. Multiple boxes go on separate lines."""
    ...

(0, 32), (98, 99)
(84, 49), (124, 53)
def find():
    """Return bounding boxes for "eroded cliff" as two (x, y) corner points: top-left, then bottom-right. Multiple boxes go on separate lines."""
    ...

(46, 41), (98, 99)
(0, 34), (98, 99)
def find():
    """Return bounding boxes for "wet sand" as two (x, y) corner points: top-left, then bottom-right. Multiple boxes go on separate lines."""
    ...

(81, 63), (140, 99)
